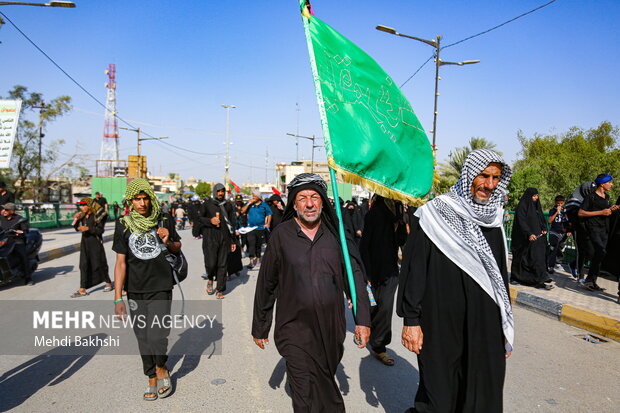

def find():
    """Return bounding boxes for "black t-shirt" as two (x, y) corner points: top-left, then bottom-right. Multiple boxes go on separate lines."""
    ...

(94, 197), (108, 208)
(112, 213), (180, 293)
(580, 192), (610, 230)
(548, 207), (569, 233)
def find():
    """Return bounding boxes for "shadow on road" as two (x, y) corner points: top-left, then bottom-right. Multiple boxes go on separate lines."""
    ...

(167, 319), (224, 383)
(0, 333), (106, 412)
(268, 358), (351, 399)
(359, 352), (419, 413)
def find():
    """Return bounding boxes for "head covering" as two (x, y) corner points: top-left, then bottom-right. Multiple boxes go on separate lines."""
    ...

(512, 188), (546, 245)
(120, 178), (161, 234)
(252, 189), (261, 197)
(565, 181), (596, 212)
(595, 174), (613, 185)
(3, 202), (15, 211)
(282, 173), (339, 240)
(415, 149), (514, 353)
(213, 183), (226, 204)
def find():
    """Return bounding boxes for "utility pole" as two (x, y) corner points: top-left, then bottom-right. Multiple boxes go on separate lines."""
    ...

(221, 104), (236, 189)
(295, 102), (300, 161)
(376, 25), (479, 151)
(120, 126), (167, 178)
(265, 148), (269, 183)
(32, 102), (47, 202)
(286, 133), (322, 173)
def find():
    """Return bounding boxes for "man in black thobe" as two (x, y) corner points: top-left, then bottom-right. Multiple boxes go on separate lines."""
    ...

(398, 149), (514, 413)
(198, 183), (237, 298)
(252, 173), (371, 413)
(0, 203), (31, 284)
(359, 195), (407, 366)
(579, 174), (619, 291)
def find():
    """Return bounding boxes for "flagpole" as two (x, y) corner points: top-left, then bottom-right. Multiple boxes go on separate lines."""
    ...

(301, 0), (358, 317)
(329, 168), (357, 317)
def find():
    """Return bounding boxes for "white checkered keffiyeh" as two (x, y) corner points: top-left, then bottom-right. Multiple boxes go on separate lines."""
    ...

(415, 149), (515, 353)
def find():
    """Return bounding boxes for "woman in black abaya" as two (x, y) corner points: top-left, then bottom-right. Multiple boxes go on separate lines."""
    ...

(510, 188), (553, 289)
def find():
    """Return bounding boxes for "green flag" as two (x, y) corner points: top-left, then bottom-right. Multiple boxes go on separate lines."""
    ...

(301, 3), (435, 202)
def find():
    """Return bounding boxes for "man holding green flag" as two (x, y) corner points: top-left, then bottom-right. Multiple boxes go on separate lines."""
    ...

(252, 173), (370, 412)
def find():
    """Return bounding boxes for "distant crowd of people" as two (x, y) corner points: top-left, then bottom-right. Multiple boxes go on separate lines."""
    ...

(509, 174), (619, 299)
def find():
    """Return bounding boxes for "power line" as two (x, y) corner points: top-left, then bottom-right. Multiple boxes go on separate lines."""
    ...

(400, 54), (435, 88)
(0, 11), (157, 142)
(442, 0), (558, 49)
(399, 0), (558, 86)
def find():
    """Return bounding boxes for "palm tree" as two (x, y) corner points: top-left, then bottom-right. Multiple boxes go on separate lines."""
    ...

(432, 137), (501, 195)
(441, 137), (501, 181)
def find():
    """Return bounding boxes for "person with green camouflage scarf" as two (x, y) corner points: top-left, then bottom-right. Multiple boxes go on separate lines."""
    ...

(112, 178), (181, 400)
(120, 178), (161, 233)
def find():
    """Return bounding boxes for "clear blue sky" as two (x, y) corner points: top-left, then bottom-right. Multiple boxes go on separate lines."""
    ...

(1, 0), (618, 184)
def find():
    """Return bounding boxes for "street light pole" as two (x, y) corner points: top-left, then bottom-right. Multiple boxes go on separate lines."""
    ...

(0, 1), (75, 7)
(286, 133), (322, 173)
(32, 102), (47, 202)
(376, 25), (479, 151)
(431, 35), (441, 150)
(221, 104), (236, 189)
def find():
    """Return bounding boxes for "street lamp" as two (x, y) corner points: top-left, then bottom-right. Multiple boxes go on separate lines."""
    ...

(0, 1), (76, 7)
(376, 25), (479, 151)
(221, 104), (236, 189)
(286, 133), (322, 173)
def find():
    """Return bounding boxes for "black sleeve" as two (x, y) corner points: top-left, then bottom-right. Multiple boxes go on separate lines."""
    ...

(358, 212), (373, 281)
(112, 220), (128, 254)
(580, 194), (593, 212)
(397, 216), (428, 326)
(162, 213), (181, 242)
(342, 230), (371, 327)
(252, 232), (281, 339)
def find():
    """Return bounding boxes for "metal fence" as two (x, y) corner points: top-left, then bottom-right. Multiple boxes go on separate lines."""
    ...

(13, 203), (121, 229)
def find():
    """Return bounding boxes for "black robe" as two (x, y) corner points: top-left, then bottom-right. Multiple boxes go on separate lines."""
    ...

(398, 217), (508, 413)
(602, 196), (620, 277)
(359, 198), (407, 353)
(252, 219), (370, 412)
(510, 188), (548, 285)
(74, 213), (108, 289)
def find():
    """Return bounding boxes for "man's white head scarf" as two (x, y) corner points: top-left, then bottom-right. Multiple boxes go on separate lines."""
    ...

(415, 149), (514, 353)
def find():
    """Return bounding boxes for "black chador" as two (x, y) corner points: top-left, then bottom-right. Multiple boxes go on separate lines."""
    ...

(75, 208), (109, 289)
(198, 183), (236, 294)
(510, 187), (549, 287)
(359, 196), (407, 359)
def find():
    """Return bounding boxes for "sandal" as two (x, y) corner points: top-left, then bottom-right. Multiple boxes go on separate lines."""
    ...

(216, 291), (225, 299)
(374, 352), (395, 366)
(206, 280), (215, 295)
(69, 290), (89, 298)
(157, 376), (172, 398)
(103, 285), (113, 292)
(144, 385), (158, 401)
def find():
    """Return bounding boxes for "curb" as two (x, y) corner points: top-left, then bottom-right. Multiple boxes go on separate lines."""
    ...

(509, 286), (620, 342)
(38, 234), (114, 264)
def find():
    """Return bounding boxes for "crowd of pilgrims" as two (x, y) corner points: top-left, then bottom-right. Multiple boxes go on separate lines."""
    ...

(68, 175), (620, 306)
(509, 174), (620, 300)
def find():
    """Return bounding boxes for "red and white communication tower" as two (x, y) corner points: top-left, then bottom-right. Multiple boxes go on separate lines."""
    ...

(98, 64), (120, 176)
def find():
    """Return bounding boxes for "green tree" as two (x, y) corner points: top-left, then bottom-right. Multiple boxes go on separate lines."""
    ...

(195, 181), (211, 198)
(434, 137), (501, 195)
(507, 121), (620, 210)
(1, 86), (72, 199)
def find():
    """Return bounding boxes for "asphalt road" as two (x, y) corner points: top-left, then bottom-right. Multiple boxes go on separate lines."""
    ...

(0, 230), (618, 413)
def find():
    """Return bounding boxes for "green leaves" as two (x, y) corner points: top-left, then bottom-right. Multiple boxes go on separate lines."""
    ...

(508, 121), (619, 209)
